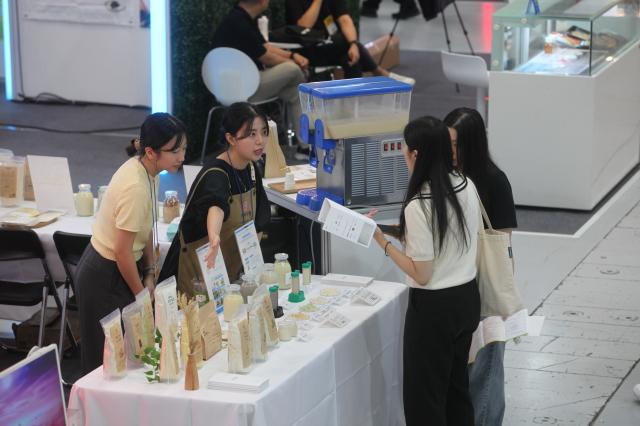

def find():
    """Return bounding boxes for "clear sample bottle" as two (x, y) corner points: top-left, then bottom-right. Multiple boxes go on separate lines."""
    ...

(223, 284), (244, 322)
(75, 184), (94, 216)
(274, 253), (292, 290)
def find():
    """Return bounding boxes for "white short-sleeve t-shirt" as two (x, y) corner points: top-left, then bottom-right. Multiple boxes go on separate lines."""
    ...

(404, 173), (480, 290)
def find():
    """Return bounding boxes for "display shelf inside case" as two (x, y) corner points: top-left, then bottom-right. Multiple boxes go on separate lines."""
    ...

(491, 0), (640, 75)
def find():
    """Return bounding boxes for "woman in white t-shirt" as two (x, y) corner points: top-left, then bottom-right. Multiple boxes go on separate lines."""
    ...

(371, 116), (481, 425)
(75, 113), (187, 374)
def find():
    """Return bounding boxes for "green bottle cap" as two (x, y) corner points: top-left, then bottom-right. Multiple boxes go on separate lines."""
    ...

(291, 270), (300, 278)
(302, 261), (312, 268)
(269, 285), (279, 293)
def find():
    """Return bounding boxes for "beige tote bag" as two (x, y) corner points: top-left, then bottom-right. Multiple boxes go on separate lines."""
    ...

(474, 190), (524, 317)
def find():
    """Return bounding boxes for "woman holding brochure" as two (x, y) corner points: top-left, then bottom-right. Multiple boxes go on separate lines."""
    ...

(160, 102), (271, 294)
(75, 113), (187, 374)
(369, 116), (481, 425)
(444, 107), (517, 426)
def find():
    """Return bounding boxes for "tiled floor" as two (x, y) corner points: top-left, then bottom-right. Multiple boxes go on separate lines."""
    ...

(503, 200), (640, 425)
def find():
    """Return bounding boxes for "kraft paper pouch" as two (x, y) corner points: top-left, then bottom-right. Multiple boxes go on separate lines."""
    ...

(199, 300), (222, 360)
(155, 277), (180, 382)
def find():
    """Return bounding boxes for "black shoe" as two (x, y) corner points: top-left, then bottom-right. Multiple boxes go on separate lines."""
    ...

(360, 5), (378, 18)
(391, 5), (420, 19)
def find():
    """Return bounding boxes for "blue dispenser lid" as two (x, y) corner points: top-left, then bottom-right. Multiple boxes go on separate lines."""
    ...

(299, 77), (411, 99)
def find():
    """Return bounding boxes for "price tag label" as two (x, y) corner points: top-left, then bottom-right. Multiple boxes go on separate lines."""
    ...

(352, 288), (381, 306)
(311, 308), (333, 323)
(325, 311), (350, 328)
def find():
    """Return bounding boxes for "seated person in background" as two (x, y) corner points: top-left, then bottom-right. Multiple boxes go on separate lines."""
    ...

(211, 0), (309, 150)
(286, 0), (415, 84)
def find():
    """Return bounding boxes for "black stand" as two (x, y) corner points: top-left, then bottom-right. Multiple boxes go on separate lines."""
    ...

(378, 0), (476, 91)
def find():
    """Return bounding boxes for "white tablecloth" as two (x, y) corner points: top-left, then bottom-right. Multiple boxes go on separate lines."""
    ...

(0, 205), (172, 322)
(67, 280), (409, 426)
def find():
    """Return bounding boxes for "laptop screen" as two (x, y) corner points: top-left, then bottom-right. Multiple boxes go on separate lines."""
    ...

(0, 344), (67, 426)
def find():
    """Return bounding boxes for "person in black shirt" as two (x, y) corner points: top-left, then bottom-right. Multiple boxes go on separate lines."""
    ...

(444, 107), (517, 426)
(211, 0), (310, 148)
(286, 0), (415, 83)
(160, 103), (271, 293)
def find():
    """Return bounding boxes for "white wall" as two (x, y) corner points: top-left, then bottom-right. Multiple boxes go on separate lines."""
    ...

(16, 11), (150, 106)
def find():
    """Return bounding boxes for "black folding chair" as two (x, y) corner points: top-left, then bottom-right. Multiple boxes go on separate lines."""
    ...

(53, 231), (91, 353)
(0, 228), (62, 348)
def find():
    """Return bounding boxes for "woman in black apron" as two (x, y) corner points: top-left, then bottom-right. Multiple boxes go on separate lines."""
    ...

(160, 103), (271, 295)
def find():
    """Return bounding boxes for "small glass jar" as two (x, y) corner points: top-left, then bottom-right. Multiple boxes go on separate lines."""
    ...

(260, 263), (278, 286)
(274, 253), (292, 290)
(291, 270), (300, 294)
(96, 185), (108, 214)
(0, 156), (25, 207)
(240, 273), (258, 304)
(163, 190), (180, 223)
(302, 261), (312, 286)
(75, 183), (94, 216)
(223, 284), (244, 322)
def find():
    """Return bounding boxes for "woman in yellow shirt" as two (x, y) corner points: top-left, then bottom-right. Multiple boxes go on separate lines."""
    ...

(75, 113), (187, 374)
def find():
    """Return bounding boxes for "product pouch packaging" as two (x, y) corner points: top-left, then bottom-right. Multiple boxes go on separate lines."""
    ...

(135, 287), (155, 348)
(200, 300), (222, 360)
(248, 301), (268, 362)
(100, 308), (126, 379)
(155, 276), (180, 382)
(228, 305), (252, 374)
(122, 300), (144, 368)
(255, 285), (279, 347)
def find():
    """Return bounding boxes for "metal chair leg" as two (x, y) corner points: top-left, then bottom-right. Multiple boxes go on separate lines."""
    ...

(201, 105), (223, 165)
(58, 282), (70, 354)
(38, 285), (50, 347)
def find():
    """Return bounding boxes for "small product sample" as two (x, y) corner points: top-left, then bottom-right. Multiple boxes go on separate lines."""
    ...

(302, 261), (312, 286)
(223, 284), (244, 322)
(100, 309), (126, 379)
(240, 273), (258, 304)
(163, 190), (180, 223)
(274, 253), (292, 290)
(0, 155), (25, 207)
(288, 270), (305, 303)
(75, 183), (94, 216)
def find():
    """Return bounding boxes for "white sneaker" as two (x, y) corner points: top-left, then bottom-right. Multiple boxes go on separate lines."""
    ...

(389, 72), (415, 86)
(634, 384), (640, 400)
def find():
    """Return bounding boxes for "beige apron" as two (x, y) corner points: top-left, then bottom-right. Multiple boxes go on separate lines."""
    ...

(177, 164), (257, 297)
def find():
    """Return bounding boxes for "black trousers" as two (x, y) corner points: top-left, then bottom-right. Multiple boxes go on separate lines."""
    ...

(403, 280), (480, 426)
(297, 33), (379, 79)
(75, 244), (139, 374)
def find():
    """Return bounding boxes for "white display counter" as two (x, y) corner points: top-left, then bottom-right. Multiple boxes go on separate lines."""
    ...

(488, 0), (640, 210)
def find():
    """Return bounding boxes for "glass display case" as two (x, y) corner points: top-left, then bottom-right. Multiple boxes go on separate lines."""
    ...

(491, 0), (640, 75)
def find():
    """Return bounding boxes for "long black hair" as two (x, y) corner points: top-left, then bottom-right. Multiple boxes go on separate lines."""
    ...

(443, 107), (498, 202)
(126, 113), (187, 157)
(399, 116), (469, 252)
